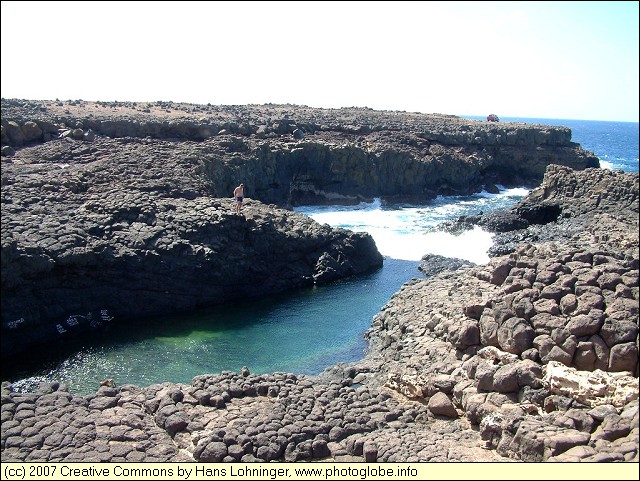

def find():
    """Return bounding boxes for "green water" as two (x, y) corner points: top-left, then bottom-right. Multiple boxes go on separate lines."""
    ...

(2, 259), (419, 394)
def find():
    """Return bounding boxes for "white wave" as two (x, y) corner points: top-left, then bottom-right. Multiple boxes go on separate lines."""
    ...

(474, 185), (529, 198)
(599, 159), (615, 170)
(497, 186), (531, 197)
(370, 225), (493, 264)
(295, 198), (382, 215)
(296, 189), (528, 265)
(304, 204), (494, 264)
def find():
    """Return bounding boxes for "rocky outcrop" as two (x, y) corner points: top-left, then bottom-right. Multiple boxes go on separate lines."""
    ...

(443, 164), (638, 248)
(0, 101), (601, 358)
(1, 100), (636, 464)
(419, 253), (475, 277)
(0, 135), (382, 358)
(2, 99), (599, 206)
(1, 194), (382, 358)
(2, 166), (637, 463)
(346, 166), (639, 462)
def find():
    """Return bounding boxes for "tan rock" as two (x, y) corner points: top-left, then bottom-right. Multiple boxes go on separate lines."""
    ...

(542, 361), (639, 408)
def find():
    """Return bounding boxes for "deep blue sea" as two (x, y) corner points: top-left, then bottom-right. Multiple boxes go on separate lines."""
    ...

(4, 118), (638, 394)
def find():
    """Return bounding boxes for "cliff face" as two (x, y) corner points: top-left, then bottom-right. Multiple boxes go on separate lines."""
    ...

(0, 99), (600, 357)
(2, 99), (599, 205)
(0, 129), (382, 359)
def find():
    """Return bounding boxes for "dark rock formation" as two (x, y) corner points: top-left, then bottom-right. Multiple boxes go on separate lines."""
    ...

(419, 253), (476, 277)
(2, 100), (637, 465)
(1, 165), (638, 464)
(0, 132), (383, 359)
(1, 191), (382, 359)
(442, 165), (639, 257)
(0, 100), (601, 358)
(2, 99), (599, 206)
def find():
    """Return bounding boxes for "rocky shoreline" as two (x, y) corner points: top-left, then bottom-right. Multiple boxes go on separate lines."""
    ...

(1, 101), (638, 463)
(1, 99), (600, 358)
(2, 98), (599, 206)
(349, 167), (638, 463)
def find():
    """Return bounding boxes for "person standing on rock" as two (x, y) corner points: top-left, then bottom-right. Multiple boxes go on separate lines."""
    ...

(233, 183), (245, 214)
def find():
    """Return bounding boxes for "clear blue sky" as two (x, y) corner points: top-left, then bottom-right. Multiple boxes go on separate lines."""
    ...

(1, 1), (638, 122)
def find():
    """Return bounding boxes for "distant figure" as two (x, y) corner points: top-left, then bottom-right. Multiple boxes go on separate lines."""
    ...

(233, 183), (245, 214)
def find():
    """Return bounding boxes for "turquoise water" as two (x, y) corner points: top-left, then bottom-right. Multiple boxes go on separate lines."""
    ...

(3, 259), (418, 394)
(3, 118), (637, 395)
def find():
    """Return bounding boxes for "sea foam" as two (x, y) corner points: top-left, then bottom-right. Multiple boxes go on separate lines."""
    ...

(296, 188), (528, 265)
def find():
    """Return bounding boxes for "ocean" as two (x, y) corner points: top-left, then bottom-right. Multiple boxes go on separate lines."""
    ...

(3, 118), (638, 394)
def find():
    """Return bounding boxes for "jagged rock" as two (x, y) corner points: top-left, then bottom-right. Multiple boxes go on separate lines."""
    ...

(1, 193), (383, 357)
(542, 361), (639, 408)
(384, 372), (425, 398)
(1, 100), (599, 206)
(419, 254), (475, 277)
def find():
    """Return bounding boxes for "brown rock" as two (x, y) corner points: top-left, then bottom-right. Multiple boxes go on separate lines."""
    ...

(427, 392), (459, 418)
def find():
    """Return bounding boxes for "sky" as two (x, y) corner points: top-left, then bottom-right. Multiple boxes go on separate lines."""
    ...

(1, 1), (638, 122)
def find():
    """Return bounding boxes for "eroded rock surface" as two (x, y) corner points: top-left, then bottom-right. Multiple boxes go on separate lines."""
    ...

(2, 99), (599, 206)
(348, 166), (638, 462)
(2, 101), (637, 463)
